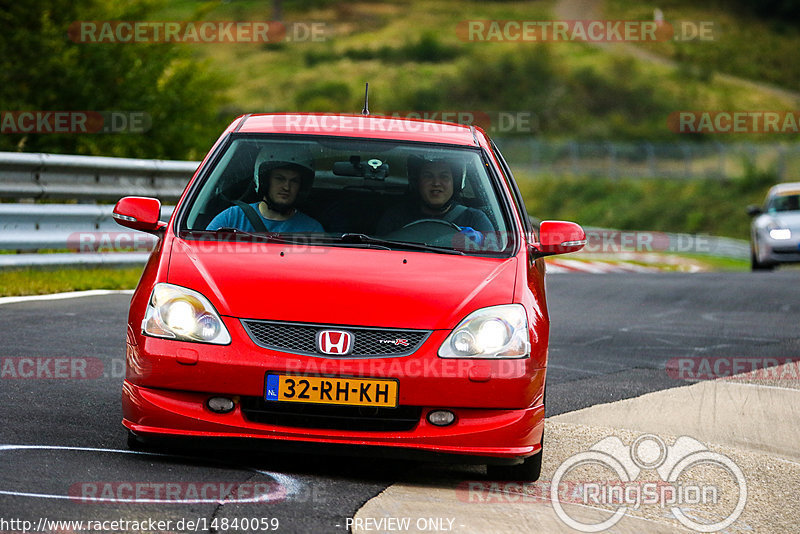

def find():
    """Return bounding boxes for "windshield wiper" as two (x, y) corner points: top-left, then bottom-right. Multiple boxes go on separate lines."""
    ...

(324, 233), (465, 255)
(184, 230), (464, 254)
(184, 227), (295, 243)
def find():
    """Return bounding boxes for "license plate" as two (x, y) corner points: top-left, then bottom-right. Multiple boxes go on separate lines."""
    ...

(265, 374), (398, 408)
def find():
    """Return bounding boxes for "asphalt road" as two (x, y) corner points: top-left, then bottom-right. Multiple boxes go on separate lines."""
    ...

(1, 272), (798, 533)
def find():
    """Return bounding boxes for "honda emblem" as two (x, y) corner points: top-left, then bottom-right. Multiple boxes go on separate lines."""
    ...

(316, 330), (354, 355)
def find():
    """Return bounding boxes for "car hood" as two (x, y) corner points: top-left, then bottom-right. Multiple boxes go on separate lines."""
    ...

(167, 239), (517, 330)
(768, 211), (800, 229)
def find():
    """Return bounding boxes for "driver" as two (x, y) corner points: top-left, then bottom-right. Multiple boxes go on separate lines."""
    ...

(375, 155), (493, 241)
(207, 147), (323, 233)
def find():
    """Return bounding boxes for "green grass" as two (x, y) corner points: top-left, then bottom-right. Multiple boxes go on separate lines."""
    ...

(605, 0), (800, 93)
(514, 164), (776, 240)
(669, 253), (749, 271)
(564, 252), (749, 272)
(0, 252), (746, 298)
(148, 0), (798, 142)
(0, 266), (143, 297)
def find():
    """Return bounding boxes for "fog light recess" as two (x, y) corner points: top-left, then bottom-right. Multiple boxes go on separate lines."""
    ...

(207, 396), (235, 414)
(427, 410), (456, 426)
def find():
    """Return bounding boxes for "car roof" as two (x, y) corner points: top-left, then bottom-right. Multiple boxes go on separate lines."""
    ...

(768, 182), (800, 197)
(234, 113), (481, 147)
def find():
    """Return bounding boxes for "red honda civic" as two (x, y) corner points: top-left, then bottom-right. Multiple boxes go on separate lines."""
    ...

(114, 113), (585, 480)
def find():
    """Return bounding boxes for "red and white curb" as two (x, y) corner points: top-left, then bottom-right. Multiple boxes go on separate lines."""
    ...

(0, 289), (133, 306)
(545, 251), (709, 273)
(546, 258), (659, 273)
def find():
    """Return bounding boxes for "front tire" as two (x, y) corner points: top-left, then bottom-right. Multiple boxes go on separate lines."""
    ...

(751, 249), (774, 271)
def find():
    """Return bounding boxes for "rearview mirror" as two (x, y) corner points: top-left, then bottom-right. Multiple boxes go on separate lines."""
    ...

(333, 156), (389, 180)
(531, 220), (586, 257)
(113, 196), (165, 233)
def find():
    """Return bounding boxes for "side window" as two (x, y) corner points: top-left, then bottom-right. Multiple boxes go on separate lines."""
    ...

(490, 141), (533, 235)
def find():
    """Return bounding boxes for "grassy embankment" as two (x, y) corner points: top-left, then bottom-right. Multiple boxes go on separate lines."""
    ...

(0, 267), (143, 297)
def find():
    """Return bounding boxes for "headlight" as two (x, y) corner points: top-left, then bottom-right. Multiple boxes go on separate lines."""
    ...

(438, 304), (530, 359)
(142, 283), (231, 344)
(769, 228), (791, 240)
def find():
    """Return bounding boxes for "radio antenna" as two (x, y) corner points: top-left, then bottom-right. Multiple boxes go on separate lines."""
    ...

(361, 83), (369, 116)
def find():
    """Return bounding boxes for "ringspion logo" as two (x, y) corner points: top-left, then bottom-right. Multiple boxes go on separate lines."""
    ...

(550, 434), (746, 532)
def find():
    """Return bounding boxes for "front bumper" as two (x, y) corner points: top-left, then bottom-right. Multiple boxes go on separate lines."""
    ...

(761, 247), (800, 264)
(757, 235), (800, 265)
(124, 315), (546, 462)
(122, 381), (544, 461)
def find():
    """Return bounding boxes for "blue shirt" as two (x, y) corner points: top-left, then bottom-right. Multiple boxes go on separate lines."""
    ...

(207, 203), (324, 233)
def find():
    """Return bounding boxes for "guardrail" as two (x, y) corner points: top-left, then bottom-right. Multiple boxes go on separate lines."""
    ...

(0, 204), (176, 269)
(0, 204), (749, 269)
(0, 151), (198, 201)
(0, 151), (750, 269)
(0, 204), (174, 251)
(579, 227), (750, 260)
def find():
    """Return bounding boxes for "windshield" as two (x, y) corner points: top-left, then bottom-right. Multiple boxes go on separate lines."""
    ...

(767, 193), (800, 213)
(180, 136), (514, 255)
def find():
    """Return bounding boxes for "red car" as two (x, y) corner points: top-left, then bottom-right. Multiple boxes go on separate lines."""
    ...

(114, 113), (584, 481)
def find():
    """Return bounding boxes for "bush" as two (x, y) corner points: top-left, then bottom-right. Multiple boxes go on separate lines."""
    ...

(294, 82), (353, 111)
(0, 0), (229, 160)
(304, 33), (461, 68)
(516, 167), (780, 239)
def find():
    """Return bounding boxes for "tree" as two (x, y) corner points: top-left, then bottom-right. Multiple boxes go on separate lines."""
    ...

(0, 0), (230, 159)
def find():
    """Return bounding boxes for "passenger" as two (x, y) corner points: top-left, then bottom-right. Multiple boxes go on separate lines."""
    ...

(207, 147), (323, 233)
(375, 156), (493, 242)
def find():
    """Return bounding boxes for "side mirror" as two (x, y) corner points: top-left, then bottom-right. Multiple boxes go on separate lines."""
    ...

(113, 196), (165, 233)
(531, 220), (586, 257)
(746, 205), (763, 217)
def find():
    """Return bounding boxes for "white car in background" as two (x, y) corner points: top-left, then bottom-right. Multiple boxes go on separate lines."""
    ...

(748, 182), (800, 271)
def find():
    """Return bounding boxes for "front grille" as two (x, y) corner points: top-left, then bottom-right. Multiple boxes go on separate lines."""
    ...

(241, 320), (430, 357)
(773, 248), (800, 255)
(240, 397), (422, 432)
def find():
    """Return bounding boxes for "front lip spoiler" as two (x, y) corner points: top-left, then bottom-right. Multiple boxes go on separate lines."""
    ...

(126, 428), (538, 466)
